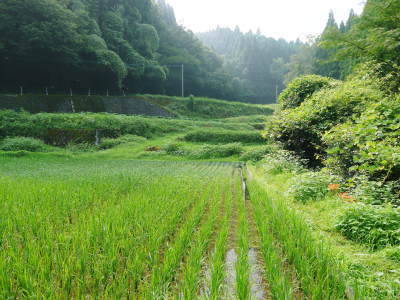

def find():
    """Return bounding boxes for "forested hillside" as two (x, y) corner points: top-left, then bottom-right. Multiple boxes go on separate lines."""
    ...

(0, 0), (243, 99)
(197, 28), (302, 103)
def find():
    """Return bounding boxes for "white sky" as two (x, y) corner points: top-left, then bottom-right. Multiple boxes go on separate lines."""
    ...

(165, 0), (366, 41)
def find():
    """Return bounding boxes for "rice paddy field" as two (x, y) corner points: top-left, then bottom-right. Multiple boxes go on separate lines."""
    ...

(0, 154), (358, 299)
(0, 113), (398, 299)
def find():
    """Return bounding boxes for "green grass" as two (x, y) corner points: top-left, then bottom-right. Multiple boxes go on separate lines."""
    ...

(0, 93), (273, 119)
(135, 94), (273, 119)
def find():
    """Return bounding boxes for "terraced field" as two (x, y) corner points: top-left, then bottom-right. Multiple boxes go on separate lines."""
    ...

(0, 156), (355, 299)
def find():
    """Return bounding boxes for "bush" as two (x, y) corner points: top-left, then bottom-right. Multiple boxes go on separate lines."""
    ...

(99, 135), (146, 150)
(66, 142), (98, 153)
(0, 137), (51, 152)
(267, 79), (384, 166)
(239, 146), (275, 162)
(288, 171), (331, 203)
(279, 75), (340, 109)
(335, 205), (400, 249)
(183, 129), (264, 144)
(261, 150), (306, 175)
(189, 143), (243, 159)
(324, 96), (400, 182)
(162, 143), (185, 156)
(351, 177), (400, 206)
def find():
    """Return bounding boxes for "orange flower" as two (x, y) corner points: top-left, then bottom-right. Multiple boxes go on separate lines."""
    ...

(339, 192), (356, 202)
(328, 184), (340, 191)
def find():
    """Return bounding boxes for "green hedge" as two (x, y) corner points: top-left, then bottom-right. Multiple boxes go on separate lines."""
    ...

(0, 110), (186, 145)
(183, 129), (264, 144)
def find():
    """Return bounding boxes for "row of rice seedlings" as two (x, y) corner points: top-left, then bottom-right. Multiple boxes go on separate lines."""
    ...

(0, 162), (216, 298)
(247, 182), (294, 299)
(209, 180), (234, 299)
(176, 176), (229, 299)
(141, 182), (214, 298)
(235, 172), (251, 300)
(248, 178), (352, 299)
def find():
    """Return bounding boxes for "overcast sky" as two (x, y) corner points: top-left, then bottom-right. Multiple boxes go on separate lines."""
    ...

(165, 0), (366, 41)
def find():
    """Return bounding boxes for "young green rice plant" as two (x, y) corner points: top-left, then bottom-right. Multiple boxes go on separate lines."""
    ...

(177, 178), (227, 299)
(209, 185), (234, 299)
(0, 158), (235, 298)
(249, 177), (350, 299)
(235, 176), (251, 300)
(142, 185), (212, 298)
(248, 181), (294, 299)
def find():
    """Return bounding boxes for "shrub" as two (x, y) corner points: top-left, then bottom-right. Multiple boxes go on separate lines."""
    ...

(163, 143), (185, 156)
(352, 177), (400, 206)
(183, 129), (264, 144)
(239, 146), (275, 162)
(99, 135), (146, 150)
(261, 150), (306, 175)
(288, 171), (331, 203)
(335, 205), (400, 249)
(66, 142), (98, 153)
(279, 75), (339, 109)
(189, 143), (243, 159)
(267, 79), (384, 166)
(0, 137), (51, 152)
(324, 96), (400, 182)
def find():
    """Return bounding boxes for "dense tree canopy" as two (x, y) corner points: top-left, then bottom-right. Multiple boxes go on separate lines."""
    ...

(197, 28), (302, 103)
(0, 0), (236, 98)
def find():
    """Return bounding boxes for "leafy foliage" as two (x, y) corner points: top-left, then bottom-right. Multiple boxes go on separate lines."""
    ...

(0, 0), (237, 99)
(267, 78), (383, 165)
(288, 172), (331, 203)
(278, 75), (339, 109)
(335, 205), (400, 250)
(239, 146), (275, 162)
(323, 96), (400, 182)
(183, 130), (264, 144)
(261, 150), (306, 175)
(189, 143), (243, 159)
(0, 137), (50, 152)
(99, 135), (146, 150)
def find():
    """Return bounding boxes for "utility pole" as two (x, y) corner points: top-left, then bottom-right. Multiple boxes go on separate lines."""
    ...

(20, 86), (23, 96)
(181, 64), (184, 97)
(275, 84), (278, 103)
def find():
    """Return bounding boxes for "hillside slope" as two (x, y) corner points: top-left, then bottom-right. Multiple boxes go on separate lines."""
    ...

(0, 94), (272, 119)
